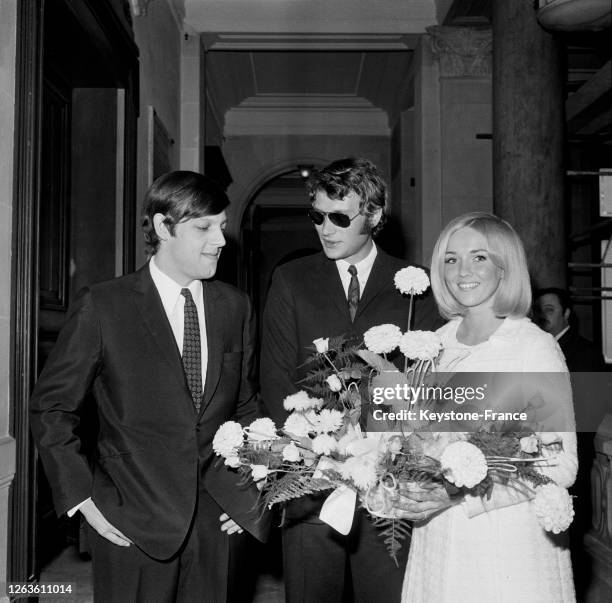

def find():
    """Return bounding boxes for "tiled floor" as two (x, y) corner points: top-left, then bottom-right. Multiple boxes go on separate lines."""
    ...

(39, 543), (285, 602)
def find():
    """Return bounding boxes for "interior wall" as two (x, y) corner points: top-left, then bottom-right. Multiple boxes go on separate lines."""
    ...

(133, 0), (183, 266)
(0, 1), (17, 598)
(439, 77), (492, 225)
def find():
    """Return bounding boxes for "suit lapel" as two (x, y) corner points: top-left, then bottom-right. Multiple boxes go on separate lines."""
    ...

(315, 254), (351, 320)
(355, 251), (394, 319)
(132, 265), (194, 412)
(200, 280), (224, 413)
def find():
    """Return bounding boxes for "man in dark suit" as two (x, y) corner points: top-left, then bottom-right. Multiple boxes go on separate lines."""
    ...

(533, 287), (606, 372)
(260, 157), (440, 603)
(30, 171), (268, 602)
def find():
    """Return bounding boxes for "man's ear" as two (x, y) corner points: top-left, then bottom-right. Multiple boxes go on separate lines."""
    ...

(563, 308), (571, 323)
(368, 208), (383, 229)
(153, 213), (171, 242)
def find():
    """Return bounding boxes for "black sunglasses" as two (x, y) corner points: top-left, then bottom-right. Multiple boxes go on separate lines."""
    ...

(308, 208), (361, 229)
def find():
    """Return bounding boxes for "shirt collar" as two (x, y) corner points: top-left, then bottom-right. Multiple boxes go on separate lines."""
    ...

(336, 241), (378, 276)
(149, 256), (202, 315)
(555, 325), (570, 341)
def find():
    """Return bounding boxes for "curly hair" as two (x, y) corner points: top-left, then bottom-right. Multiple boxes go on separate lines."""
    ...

(306, 157), (388, 237)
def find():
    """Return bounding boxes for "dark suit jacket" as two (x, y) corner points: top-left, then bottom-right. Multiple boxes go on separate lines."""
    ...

(30, 265), (269, 561)
(558, 327), (606, 372)
(260, 249), (441, 425)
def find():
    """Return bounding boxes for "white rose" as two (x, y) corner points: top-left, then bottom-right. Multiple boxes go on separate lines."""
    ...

(282, 442), (301, 463)
(313, 337), (329, 353)
(519, 435), (539, 454)
(250, 464), (270, 481)
(246, 417), (277, 441)
(326, 374), (343, 392)
(440, 441), (488, 488)
(398, 330), (443, 361)
(363, 324), (402, 354)
(394, 266), (430, 295)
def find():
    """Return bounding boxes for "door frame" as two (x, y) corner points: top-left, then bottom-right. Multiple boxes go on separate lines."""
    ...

(9, 0), (139, 583)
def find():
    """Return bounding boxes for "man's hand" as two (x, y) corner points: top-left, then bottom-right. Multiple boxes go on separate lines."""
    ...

(219, 513), (244, 535)
(80, 499), (132, 547)
(392, 483), (460, 522)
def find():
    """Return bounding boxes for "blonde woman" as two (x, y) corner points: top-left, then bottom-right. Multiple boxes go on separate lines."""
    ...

(401, 212), (577, 603)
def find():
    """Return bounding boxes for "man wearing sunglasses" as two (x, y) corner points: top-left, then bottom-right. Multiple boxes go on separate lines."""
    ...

(260, 157), (440, 603)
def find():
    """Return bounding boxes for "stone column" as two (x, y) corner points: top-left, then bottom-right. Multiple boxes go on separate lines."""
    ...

(492, 0), (566, 288)
(425, 26), (493, 258)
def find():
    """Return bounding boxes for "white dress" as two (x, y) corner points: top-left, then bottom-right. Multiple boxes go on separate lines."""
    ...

(401, 317), (577, 603)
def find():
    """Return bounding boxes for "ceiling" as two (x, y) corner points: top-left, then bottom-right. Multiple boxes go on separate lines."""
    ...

(205, 50), (415, 137)
(177, 0), (611, 144)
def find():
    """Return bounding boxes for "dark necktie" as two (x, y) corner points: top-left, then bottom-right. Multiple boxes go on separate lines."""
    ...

(347, 265), (360, 322)
(181, 288), (202, 412)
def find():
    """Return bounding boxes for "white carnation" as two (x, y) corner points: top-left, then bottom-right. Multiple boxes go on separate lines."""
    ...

(282, 412), (312, 438)
(282, 442), (301, 463)
(440, 441), (487, 488)
(314, 409), (344, 434)
(246, 417), (277, 441)
(283, 391), (323, 412)
(398, 330), (443, 361)
(394, 266), (430, 295)
(533, 483), (574, 534)
(326, 374), (343, 392)
(224, 455), (242, 468)
(363, 324), (402, 354)
(339, 453), (379, 490)
(250, 464), (270, 481)
(313, 337), (329, 353)
(311, 433), (337, 455)
(212, 421), (244, 458)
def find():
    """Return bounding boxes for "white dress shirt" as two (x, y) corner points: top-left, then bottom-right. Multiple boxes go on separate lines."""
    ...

(149, 255), (208, 380)
(335, 242), (378, 299)
(554, 325), (570, 341)
(68, 257), (208, 517)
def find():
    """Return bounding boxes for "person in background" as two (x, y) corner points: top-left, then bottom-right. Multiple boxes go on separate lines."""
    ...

(533, 287), (605, 372)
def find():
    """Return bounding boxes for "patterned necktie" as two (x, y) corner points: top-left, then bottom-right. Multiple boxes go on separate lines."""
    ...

(347, 265), (360, 322)
(181, 288), (202, 412)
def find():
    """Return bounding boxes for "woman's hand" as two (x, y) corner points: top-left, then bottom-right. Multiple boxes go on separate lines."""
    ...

(392, 483), (460, 522)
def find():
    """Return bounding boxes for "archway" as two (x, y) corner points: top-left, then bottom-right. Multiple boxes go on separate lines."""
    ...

(239, 165), (323, 324)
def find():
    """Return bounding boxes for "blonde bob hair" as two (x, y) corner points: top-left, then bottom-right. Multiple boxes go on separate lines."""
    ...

(430, 211), (531, 320)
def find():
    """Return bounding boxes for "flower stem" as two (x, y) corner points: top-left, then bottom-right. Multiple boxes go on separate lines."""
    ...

(403, 294), (415, 373)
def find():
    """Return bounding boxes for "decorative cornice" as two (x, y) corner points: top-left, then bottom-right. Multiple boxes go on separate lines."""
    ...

(426, 26), (492, 77)
(224, 95), (389, 137)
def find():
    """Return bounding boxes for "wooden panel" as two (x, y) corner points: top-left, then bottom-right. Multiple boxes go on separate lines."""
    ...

(39, 78), (70, 311)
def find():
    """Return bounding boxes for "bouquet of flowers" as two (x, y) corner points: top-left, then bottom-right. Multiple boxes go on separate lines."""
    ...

(212, 266), (574, 562)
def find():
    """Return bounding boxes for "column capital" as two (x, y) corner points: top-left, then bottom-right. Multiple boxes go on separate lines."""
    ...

(426, 26), (492, 77)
